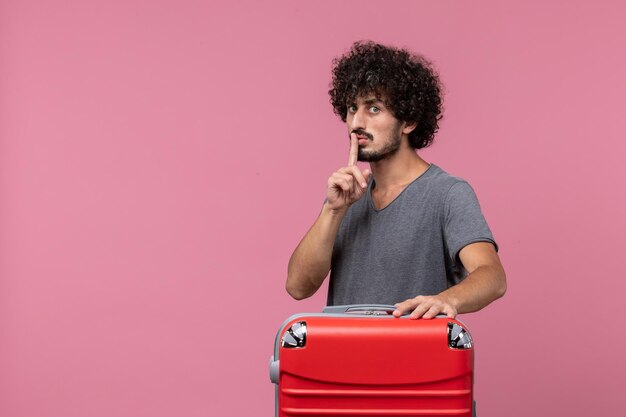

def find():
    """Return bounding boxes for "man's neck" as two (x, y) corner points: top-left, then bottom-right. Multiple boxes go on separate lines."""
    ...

(369, 144), (430, 192)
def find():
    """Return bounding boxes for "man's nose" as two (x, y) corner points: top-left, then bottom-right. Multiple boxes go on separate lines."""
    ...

(350, 107), (366, 131)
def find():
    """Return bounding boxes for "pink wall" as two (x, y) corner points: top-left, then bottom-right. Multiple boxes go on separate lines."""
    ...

(1, 0), (624, 415)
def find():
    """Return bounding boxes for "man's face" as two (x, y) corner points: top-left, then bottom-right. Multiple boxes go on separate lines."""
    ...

(346, 95), (405, 162)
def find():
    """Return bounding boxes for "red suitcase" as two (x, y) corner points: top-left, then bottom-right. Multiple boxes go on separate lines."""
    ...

(270, 305), (476, 417)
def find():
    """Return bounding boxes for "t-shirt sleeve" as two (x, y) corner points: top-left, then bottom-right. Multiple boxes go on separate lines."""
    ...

(443, 181), (498, 268)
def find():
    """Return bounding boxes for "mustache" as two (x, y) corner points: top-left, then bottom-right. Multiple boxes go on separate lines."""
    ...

(351, 129), (373, 140)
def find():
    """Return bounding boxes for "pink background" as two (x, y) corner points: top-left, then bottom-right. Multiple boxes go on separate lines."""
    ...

(1, 0), (624, 416)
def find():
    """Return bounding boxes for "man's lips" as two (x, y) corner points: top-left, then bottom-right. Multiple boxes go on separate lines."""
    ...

(355, 134), (371, 144)
(352, 131), (372, 145)
(353, 130), (373, 140)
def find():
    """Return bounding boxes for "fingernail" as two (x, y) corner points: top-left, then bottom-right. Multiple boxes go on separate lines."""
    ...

(361, 182), (367, 188)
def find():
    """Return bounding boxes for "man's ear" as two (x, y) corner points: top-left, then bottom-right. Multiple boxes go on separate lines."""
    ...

(402, 121), (417, 135)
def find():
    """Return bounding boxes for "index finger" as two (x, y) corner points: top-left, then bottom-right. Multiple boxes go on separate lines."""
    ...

(348, 133), (358, 166)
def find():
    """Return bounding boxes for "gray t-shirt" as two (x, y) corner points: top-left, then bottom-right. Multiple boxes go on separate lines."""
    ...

(327, 164), (497, 306)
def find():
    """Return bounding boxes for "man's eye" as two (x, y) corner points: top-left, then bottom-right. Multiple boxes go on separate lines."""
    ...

(370, 106), (380, 113)
(348, 105), (357, 113)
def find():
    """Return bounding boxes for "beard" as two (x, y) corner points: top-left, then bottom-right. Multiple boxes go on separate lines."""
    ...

(357, 124), (403, 162)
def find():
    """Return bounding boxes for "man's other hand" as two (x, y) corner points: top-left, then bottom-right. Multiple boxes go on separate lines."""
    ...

(393, 295), (458, 319)
(325, 134), (371, 212)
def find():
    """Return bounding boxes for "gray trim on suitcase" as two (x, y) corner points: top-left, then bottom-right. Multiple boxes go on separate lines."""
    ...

(322, 304), (398, 315)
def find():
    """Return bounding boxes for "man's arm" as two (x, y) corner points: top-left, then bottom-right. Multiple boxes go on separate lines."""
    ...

(393, 242), (506, 319)
(286, 204), (346, 300)
(286, 134), (371, 300)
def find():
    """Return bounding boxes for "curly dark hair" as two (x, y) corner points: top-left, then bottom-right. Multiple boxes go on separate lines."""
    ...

(329, 41), (444, 149)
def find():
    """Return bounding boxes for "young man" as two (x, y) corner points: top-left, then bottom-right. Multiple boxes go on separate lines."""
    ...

(286, 41), (506, 319)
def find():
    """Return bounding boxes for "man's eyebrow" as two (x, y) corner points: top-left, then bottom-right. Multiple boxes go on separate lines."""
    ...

(347, 97), (385, 106)
(363, 98), (384, 105)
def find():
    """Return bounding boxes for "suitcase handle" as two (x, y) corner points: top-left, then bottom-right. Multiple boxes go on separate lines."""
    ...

(323, 304), (400, 316)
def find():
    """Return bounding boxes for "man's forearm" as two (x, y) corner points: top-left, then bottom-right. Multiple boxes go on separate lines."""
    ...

(286, 203), (347, 300)
(439, 263), (507, 314)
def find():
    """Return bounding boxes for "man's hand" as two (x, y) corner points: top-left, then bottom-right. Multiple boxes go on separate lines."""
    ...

(325, 134), (372, 212)
(393, 295), (458, 319)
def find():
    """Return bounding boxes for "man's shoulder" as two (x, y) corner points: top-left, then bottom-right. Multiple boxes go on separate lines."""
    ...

(420, 164), (469, 195)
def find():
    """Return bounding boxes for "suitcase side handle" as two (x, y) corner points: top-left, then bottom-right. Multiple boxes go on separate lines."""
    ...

(323, 304), (399, 316)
